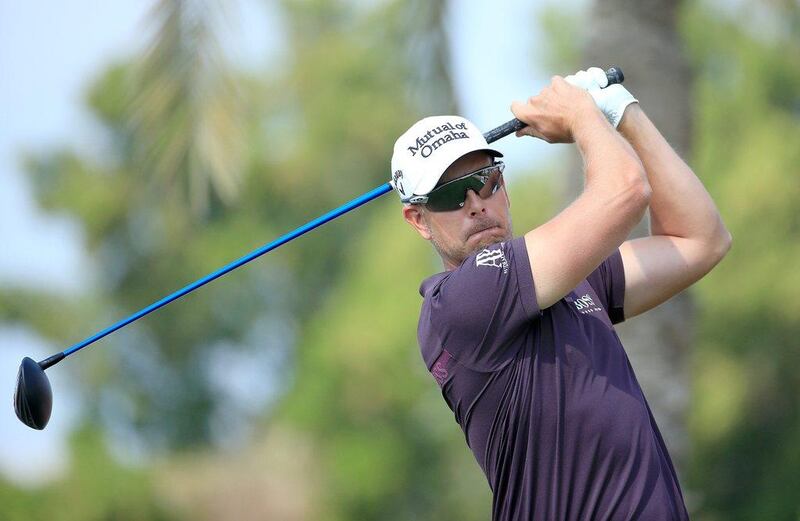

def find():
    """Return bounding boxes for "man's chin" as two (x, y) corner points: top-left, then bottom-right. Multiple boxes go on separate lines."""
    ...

(468, 227), (510, 251)
(433, 227), (512, 270)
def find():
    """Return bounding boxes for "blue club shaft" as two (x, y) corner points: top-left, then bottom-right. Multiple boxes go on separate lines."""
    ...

(58, 182), (393, 360)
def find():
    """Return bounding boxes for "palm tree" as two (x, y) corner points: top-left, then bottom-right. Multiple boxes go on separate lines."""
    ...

(131, 0), (246, 218)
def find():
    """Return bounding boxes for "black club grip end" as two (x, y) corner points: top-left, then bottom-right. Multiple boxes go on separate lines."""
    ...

(483, 66), (625, 144)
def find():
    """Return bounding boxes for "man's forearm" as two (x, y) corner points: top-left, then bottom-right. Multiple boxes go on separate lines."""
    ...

(573, 105), (648, 198)
(618, 104), (731, 249)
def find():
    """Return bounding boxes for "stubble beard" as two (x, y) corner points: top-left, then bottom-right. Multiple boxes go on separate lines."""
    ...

(429, 220), (513, 270)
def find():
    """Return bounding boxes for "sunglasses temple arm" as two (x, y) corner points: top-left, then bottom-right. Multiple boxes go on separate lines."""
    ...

(483, 66), (625, 144)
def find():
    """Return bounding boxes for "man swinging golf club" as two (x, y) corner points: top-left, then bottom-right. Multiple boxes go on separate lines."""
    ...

(391, 67), (731, 520)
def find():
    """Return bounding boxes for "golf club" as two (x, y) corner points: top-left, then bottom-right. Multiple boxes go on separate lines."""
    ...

(13, 67), (624, 430)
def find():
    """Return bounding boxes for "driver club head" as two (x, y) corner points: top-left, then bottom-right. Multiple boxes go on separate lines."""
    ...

(14, 357), (53, 430)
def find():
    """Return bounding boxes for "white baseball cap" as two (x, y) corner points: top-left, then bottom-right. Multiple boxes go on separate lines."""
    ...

(390, 115), (503, 203)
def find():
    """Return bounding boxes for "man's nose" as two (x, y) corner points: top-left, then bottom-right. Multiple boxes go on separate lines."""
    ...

(464, 189), (486, 215)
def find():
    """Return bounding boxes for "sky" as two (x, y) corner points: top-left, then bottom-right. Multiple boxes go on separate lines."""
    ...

(0, 0), (560, 486)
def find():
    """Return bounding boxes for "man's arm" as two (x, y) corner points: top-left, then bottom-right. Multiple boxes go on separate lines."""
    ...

(511, 77), (652, 310)
(616, 104), (732, 319)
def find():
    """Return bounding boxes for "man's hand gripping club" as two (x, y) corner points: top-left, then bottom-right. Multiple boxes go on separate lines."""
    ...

(509, 76), (603, 143)
(565, 67), (638, 128)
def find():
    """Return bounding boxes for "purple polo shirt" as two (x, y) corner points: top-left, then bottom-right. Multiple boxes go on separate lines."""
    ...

(418, 237), (689, 520)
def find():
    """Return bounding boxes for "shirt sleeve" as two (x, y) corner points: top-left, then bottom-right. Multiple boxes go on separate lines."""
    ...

(427, 236), (540, 372)
(586, 249), (626, 325)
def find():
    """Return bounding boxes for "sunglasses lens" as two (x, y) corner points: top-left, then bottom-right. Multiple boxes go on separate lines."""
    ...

(425, 165), (502, 212)
(426, 176), (485, 211)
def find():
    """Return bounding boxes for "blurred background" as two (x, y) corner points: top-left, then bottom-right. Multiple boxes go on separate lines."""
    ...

(1, 0), (798, 519)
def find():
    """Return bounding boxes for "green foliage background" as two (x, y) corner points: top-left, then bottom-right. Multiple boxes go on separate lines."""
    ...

(684, 3), (800, 519)
(1, 0), (798, 520)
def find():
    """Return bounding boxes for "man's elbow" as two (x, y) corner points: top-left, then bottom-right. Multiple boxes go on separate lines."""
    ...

(635, 177), (653, 210)
(624, 166), (652, 219)
(704, 225), (732, 270)
(715, 227), (733, 261)
(595, 162), (651, 229)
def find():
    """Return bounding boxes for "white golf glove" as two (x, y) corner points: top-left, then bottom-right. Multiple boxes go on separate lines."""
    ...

(565, 67), (638, 128)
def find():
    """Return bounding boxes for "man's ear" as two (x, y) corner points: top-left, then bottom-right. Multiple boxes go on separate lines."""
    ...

(402, 204), (432, 240)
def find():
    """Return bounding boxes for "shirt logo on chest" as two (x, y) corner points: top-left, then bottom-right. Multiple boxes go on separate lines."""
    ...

(476, 247), (509, 274)
(573, 293), (602, 314)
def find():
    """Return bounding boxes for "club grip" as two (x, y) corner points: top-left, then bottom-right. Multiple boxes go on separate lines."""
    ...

(483, 66), (624, 144)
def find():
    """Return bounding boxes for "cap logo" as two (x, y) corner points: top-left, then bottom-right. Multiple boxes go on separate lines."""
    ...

(392, 170), (405, 195)
(407, 121), (469, 158)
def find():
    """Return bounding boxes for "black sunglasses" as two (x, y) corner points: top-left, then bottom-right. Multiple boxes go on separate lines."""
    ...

(410, 162), (505, 212)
